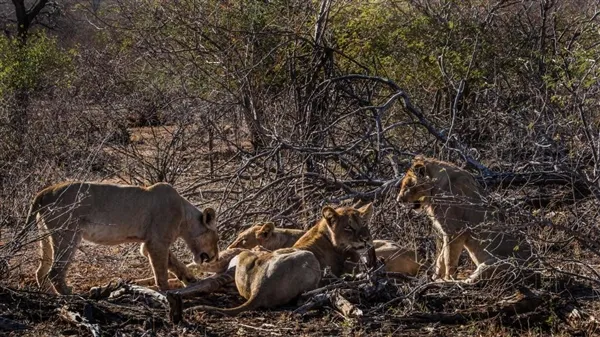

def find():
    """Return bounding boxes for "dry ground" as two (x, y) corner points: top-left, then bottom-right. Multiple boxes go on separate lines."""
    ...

(1, 127), (599, 336)
(2, 233), (599, 337)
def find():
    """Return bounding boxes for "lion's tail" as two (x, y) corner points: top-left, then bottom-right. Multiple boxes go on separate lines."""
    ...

(25, 192), (45, 229)
(11, 191), (45, 249)
(184, 295), (260, 317)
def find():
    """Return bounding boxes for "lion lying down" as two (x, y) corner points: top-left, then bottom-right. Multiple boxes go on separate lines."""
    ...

(26, 181), (219, 294)
(397, 156), (532, 283)
(186, 203), (375, 316)
(225, 222), (422, 276)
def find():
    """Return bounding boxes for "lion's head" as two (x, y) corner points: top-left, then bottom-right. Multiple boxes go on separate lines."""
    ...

(321, 203), (374, 251)
(184, 207), (220, 264)
(227, 223), (272, 250)
(397, 156), (482, 210)
(396, 156), (436, 210)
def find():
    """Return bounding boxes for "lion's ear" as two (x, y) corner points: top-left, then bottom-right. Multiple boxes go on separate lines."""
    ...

(412, 162), (427, 178)
(202, 208), (217, 230)
(256, 222), (275, 239)
(322, 206), (338, 223)
(358, 202), (374, 223)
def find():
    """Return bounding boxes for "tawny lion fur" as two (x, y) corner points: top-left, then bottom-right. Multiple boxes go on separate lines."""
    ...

(186, 203), (375, 316)
(191, 222), (421, 276)
(26, 181), (219, 294)
(397, 156), (531, 282)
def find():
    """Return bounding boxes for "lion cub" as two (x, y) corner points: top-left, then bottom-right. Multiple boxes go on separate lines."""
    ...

(397, 156), (531, 283)
(26, 181), (219, 294)
(228, 222), (305, 251)
(187, 204), (374, 316)
(225, 222), (421, 276)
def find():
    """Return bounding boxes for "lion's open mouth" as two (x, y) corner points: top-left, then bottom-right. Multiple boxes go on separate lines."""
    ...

(412, 200), (421, 209)
(199, 252), (211, 263)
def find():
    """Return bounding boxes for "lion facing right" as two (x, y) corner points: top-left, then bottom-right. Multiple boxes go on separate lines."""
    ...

(397, 156), (531, 283)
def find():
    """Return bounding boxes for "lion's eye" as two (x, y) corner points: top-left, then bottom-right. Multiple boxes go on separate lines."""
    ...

(344, 226), (353, 232)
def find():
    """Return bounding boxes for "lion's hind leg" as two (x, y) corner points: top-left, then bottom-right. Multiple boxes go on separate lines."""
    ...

(47, 229), (82, 294)
(36, 232), (54, 292)
(134, 244), (155, 286)
(464, 236), (501, 283)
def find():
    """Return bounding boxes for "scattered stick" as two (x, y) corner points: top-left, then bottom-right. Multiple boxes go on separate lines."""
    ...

(331, 291), (363, 318)
(293, 293), (330, 315)
(238, 323), (283, 335)
(299, 279), (369, 300)
(59, 306), (101, 337)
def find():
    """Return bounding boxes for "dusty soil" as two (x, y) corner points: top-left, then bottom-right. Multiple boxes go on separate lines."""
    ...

(2, 239), (599, 337)
(1, 127), (598, 336)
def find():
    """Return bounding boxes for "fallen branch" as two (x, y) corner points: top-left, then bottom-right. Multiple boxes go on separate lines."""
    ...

(0, 316), (29, 331)
(391, 286), (547, 326)
(59, 306), (101, 337)
(108, 283), (168, 308)
(294, 290), (363, 319)
(293, 293), (330, 315)
(299, 279), (369, 300)
(89, 280), (168, 308)
(332, 291), (363, 318)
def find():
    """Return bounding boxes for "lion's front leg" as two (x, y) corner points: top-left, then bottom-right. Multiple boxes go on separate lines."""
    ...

(141, 242), (170, 291)
(167, 250), (197, 286)
(443, 234), (466, 280)
(136, 246), (199, 288)
(433, 251), (446, 281)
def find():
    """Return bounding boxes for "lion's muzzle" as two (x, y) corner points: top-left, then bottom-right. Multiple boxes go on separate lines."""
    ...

(200, 253), (211, 263)
(397, 188), (410, 203)
(194, 251), (218, 265)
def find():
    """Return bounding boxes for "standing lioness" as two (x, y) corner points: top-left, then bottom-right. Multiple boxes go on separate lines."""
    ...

(26, 181), (219, 294)
(397, 156), (531, 282)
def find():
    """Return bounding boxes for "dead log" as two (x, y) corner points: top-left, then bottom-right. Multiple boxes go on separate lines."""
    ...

(90, 280), (168, 308)
(109, 283), (168, 308)
(0, 316), (29, 331)
(59, 306), (101, 337)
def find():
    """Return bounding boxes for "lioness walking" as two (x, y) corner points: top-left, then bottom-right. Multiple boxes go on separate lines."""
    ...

(26, 181), (219, 294)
